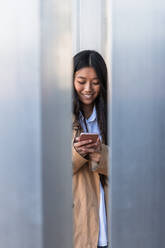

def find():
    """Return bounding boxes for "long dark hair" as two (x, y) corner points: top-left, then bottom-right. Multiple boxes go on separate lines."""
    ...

(73, 50), (108, 145)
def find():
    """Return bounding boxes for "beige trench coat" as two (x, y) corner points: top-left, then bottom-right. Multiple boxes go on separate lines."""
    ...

(72, 118), (109, 248)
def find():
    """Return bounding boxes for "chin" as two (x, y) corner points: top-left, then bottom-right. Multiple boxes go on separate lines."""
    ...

(81, 100), (94, 105)
(83, 102), (94, 106)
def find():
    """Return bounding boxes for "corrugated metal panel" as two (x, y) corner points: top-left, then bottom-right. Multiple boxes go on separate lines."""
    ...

(0, 1), (42, 247)
(110, 0), (165, 247)
(41, 0), (73, 247)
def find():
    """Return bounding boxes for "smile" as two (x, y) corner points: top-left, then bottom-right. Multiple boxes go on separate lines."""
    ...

(82, 94), (93, 99)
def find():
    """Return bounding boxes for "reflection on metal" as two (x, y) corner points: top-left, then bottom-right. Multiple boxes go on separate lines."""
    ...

(72, 0), (108, 57)
(41, 0), (72, 247)
(0, 0), (42, 248)
(110, 0), (165, 247)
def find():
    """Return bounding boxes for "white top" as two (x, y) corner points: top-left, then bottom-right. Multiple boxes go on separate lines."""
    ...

(79, 106), (108, 246)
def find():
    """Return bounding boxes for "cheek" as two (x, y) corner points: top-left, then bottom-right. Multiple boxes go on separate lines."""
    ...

(74, 82), (81, 94)
(96, 86), (101, 95)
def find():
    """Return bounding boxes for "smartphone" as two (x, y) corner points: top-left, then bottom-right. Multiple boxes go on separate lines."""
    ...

(79, 133), (99, 143)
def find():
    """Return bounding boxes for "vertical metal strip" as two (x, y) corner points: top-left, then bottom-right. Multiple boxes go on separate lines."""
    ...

(0, 1), (42, 247)
(72, 0), (80, 54)
(106, 0), (113, 247)
(41, 0), (72, 247)
(111, 0), (165, 247)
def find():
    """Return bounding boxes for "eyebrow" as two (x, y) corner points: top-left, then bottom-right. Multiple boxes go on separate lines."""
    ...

(77, 76), (99, 80)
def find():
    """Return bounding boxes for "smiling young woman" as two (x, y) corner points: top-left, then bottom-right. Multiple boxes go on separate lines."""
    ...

(72, 50), (109, 248)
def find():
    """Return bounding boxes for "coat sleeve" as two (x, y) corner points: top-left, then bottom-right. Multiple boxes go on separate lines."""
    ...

(72, 145), (88, 174)
(90, 144), (109, 176)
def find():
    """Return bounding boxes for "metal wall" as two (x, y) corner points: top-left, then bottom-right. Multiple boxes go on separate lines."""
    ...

(41, 0), (72, 247)
(1, 0), (165, 247)
(0, 1), (42, 247)
(72, 0), (108, 57)
(110, 0), (165, 247)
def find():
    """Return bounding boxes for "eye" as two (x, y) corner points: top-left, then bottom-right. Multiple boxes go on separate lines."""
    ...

(92, 81), (99, 85)
(78, 81), (86, 84)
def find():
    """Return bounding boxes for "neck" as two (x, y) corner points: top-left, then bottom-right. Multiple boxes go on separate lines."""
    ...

(82, 104), (94, 119)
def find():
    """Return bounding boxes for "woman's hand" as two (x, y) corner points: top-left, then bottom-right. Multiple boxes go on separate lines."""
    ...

(74, 136), (102, 162)
(73, 137), (94, 157)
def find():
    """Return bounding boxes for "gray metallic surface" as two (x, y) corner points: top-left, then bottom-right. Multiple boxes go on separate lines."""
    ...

(110, 0), (165, 247)
(41, 0), (73, 247)
(0, 1), (42, 247)
(72, 0), (108, 57)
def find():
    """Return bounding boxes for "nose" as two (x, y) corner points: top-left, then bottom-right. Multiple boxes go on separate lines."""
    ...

(84, 82), (92, 92)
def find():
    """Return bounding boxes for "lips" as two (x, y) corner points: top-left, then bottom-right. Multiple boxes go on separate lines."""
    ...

(82, 94), (93, 99)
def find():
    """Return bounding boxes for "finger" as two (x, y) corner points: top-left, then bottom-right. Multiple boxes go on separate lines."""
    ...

(89, 142), (99, 150)
(77, 147), (84, 153)
(75, 137), (79, 142)
(74, 139), (93, 148)
(77, 148), (88, 156)
(85, 143), (98, 148)
(74, 136), (84, 142)
(82, 148), (96, 153)
(84, 145), (102, 153)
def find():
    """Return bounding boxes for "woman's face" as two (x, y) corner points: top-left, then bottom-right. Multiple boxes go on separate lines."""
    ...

(74, 67), (100, 107)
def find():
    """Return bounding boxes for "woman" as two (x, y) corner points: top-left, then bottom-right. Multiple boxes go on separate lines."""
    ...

(72, 50), (109, 248)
